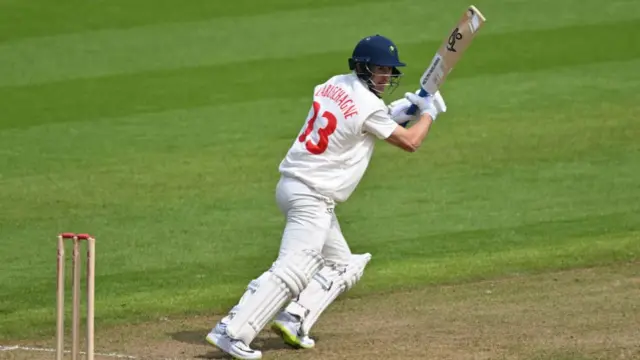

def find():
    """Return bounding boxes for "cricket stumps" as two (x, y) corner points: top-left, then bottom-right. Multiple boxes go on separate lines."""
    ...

(56, 233), (96, 360)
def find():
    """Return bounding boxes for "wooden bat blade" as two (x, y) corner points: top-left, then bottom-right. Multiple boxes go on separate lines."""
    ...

(405, 5), (487, 117)
(420, 5), (487, 95)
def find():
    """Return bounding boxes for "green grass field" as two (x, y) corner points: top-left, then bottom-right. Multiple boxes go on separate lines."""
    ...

(1, 0), (639, 348)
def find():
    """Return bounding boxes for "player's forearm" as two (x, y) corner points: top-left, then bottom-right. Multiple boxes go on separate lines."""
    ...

(406, 113), (434, 148)
(385, 113), (434, 152)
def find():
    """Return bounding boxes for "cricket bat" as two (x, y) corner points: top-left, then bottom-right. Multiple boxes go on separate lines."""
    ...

(405, 5), (487, 116)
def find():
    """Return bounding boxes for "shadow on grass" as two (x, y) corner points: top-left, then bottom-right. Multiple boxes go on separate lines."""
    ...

(169, 328), (303, 359)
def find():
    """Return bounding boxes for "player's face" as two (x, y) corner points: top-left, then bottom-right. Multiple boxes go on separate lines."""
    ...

(370, 66), (394, 93)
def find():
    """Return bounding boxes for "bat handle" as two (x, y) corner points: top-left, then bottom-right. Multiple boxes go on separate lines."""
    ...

(402, 88), (429, 127)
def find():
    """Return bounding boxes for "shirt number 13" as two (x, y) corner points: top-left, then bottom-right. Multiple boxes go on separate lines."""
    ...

(298, 101), (338, 155)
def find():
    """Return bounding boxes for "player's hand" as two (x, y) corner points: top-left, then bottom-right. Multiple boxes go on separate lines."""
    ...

(388, 89), (430, 124)
(388, 97), (417, 125)
(405, 91), (447, 121)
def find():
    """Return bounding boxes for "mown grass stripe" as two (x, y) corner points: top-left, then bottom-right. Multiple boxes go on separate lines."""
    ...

(0, 0), (637, 87)
(0, 0), (390, 42)
(1, 230), (637, 340)
(1, 20), (638, 130)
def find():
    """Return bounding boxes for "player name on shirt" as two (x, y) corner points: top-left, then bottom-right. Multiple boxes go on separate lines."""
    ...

(314, 84), (359, 119)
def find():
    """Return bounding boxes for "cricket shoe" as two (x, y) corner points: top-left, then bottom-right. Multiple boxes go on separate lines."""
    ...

(205, 321), (262, 359)
(270, 312), (315, 349)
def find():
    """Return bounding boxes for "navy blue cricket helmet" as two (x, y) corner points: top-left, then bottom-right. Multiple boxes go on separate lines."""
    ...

(348, 34), (405, 96)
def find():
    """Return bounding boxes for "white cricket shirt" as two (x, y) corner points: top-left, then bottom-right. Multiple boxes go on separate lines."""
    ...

(278, 73), (398, 202)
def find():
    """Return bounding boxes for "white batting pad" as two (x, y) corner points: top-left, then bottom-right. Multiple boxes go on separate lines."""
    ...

(284, 253), (371, 335)
(222, 275), (263, 324)
(225, 250), (324, 344)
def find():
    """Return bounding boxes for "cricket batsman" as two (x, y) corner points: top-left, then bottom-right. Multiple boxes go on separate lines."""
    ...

(206, 34), (447, 359)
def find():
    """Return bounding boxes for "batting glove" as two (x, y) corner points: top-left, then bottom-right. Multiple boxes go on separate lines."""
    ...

(388, 97), (416, 125)
(405, 92), (440, 120)
(389, 90), (447, 124)
(431, 91), (447, 114)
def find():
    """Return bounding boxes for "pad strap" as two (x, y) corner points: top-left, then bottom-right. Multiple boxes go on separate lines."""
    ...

(285, 253), (371, 335)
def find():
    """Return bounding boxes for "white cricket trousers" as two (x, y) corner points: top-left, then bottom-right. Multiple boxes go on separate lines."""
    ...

(275, 176), (352, 267)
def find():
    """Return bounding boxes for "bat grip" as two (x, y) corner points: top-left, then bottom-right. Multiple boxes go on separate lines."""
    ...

(402, 88), (429, 128)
